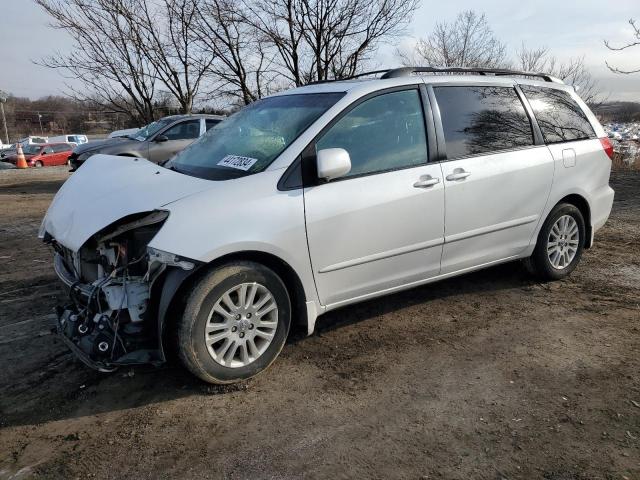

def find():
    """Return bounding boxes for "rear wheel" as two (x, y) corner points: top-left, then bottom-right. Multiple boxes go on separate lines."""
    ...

(524, 203), (585, 280)
(35, 161), (43, 168)
(177, 261), (291, 384)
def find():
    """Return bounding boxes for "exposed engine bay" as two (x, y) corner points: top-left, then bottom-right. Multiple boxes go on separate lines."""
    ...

(46, 210), (197, 371)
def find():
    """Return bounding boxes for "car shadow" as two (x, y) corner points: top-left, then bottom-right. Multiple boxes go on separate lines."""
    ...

(290, 260), (536, 341)
(0, 180), (66, 195)
(1, 260), (537, 428)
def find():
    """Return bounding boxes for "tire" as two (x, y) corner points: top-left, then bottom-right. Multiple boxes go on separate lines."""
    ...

(177, 261), (291, 384)
(524, 203), (585, 281)
(35, 161), (43, 168)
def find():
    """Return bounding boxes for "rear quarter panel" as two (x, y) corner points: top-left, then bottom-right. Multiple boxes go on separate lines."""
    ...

(544, 138), (614, 236)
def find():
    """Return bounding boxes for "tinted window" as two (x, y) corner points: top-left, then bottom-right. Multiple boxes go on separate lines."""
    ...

(206, 119), (220, 131)
(434, 86), (534, 159)
(52, 144), (71, 153)
(42, 147), (54, 154)
(316, 89), (427, 178)
(520, 86), (595, 143)
(163, 120), (201, 140)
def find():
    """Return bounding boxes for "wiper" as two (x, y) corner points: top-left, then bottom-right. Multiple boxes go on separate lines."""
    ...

(161, 160), (179, 172)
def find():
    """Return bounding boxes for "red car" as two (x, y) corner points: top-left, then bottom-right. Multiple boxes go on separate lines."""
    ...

(5, 143), (73, 167)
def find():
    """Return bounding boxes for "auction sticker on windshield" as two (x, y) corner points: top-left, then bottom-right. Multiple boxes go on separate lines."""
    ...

(217, 155), (258, 171)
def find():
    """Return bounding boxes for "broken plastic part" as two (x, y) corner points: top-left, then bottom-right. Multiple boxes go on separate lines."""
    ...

(147, 247), (195, 271)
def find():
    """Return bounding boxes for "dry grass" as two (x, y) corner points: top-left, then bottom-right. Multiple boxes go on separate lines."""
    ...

(611, 153), (640, 171)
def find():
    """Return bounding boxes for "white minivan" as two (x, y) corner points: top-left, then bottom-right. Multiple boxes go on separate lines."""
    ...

(40, 67), (614, 384)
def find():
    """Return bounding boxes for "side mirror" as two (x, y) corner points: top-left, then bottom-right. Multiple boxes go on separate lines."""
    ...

(316, 148), (351, 181)
(155, 135), (169, 143)
(41, 151), (47, 155)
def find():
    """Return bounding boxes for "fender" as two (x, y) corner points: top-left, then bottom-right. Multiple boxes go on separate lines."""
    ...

(156, 266), (201, 360)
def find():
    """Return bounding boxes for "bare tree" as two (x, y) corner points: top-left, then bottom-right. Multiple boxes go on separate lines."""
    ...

(193, 0), (277, 105)
(36, 0), (159, 123)
(130, 0), (214, 113)
(244, 0), (419, 86)
(605, 18), (640, 74)
(516, 44), (603, 105)
(37, 0), (214, 121)
(401, 10), (508, 68)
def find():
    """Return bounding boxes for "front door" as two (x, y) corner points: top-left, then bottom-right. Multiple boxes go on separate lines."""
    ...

(147, 119), (202, 163)
(431, 85), (554, 274)
(304, 88), (445, 307)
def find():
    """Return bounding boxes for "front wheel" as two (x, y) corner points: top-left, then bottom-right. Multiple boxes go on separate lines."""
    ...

(177, 261), (291, 384)
(524, 203), (585, 281)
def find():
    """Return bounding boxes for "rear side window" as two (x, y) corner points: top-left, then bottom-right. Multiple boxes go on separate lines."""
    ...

(520, 86), (595, 144)
(52, 144), (71, 153)
(316, 89), (428, 178)
(434, 86), (534, 159)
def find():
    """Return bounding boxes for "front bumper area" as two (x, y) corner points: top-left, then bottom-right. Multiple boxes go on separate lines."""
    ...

(54, 305), (163, 370)
(53, 252), (164, 370)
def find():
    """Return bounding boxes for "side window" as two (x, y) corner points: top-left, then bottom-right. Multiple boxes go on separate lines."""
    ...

(316, 89), (428, 178)
(206, 119), (220, 131)
(162, 120), (201, 140)
(520, 86), (595, 144)
(434, 86), (534, 159)
(42, 147), (54, 154)
(52, 144), (69, 153)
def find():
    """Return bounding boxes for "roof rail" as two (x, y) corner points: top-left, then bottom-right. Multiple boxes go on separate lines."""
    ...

(380, 66), (564, 84)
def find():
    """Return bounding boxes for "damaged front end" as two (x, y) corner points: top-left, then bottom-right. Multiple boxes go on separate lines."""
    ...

(46, 210), (197, 371)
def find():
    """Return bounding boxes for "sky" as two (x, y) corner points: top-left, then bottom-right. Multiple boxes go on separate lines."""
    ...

(0, 0), (638, 102)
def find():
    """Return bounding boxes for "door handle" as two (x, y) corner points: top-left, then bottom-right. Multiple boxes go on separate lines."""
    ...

(446, 169), (471, 181)
(413, 176), (440, 188)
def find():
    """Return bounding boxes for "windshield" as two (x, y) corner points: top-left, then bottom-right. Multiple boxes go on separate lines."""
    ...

(168, 93), (344, 180)
(134, 118), (176, 141)
(23, 145), (42, 154)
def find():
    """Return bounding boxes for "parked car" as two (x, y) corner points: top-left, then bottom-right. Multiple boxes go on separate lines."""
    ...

(68, 114), (225, 170)
(18, 136), (48, 147)
(0, 145), (15, 159)
(4, 143), (73, 167)
(108, 128), (140, 139)
(48, 134), (88, 147)
(40, 67), (614, 384)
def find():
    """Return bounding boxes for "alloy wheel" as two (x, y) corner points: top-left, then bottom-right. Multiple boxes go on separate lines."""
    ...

(204, 282), (278, 368)
(547, 215), (579, 269)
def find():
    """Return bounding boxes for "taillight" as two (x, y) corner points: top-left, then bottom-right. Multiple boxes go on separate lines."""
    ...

(600, 137), (614, 160)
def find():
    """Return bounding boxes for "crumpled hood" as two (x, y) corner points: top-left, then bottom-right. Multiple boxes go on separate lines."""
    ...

(41, 154), (214, 251)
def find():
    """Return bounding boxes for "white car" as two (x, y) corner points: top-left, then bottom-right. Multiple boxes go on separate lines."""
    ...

(40, 67), (614, 384)
(48, 134), (88, 147)
(18, 136), (48, 146)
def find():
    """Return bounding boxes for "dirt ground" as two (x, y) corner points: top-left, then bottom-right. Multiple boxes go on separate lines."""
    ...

(0, 166), (638, 480)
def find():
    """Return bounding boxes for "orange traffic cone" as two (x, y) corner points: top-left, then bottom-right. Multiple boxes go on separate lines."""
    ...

(15, 144), (28, 169)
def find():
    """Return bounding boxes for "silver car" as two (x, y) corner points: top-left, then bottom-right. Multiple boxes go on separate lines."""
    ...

(41, 67), (614, 384)
(68, 114), (224, 170)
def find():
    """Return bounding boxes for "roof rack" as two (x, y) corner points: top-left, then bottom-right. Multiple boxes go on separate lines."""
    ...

(304, 66), (564, 86)
(380, 66), (564, 83)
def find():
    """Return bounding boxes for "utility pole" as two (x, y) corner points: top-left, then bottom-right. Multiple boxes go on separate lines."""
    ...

(37, 112), (44, 136)
(0, 91), (8, 144)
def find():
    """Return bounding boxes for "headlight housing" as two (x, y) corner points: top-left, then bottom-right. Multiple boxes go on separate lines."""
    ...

(147, 247), (195, 271)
